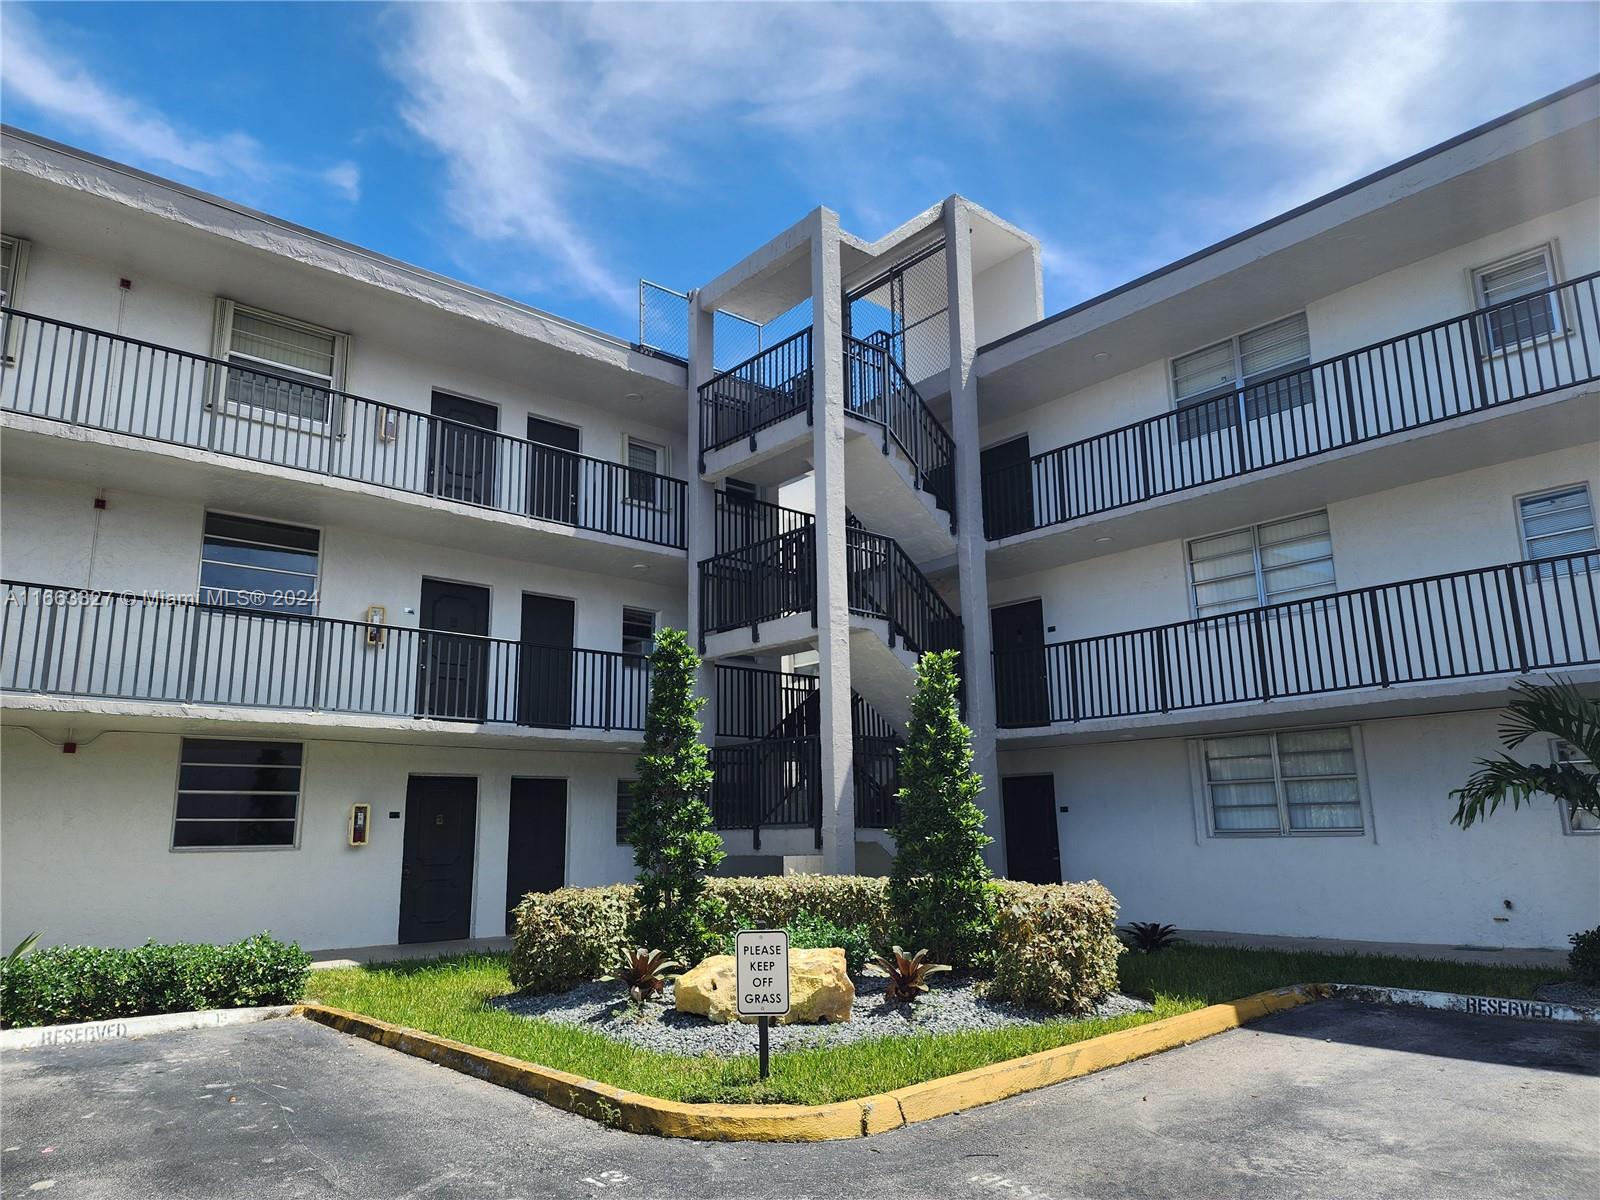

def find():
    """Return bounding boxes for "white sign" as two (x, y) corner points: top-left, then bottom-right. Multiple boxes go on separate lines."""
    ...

(734, 929), (790, 1018)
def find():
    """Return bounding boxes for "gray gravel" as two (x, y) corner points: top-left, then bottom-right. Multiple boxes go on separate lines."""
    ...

(1536, 979), (1600, 1009)
(488, 974), (1151, 1056)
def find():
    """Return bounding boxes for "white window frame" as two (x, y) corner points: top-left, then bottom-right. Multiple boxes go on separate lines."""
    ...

(171, 737), (305, 852)
(1552, 739), (1599, 835)
(1186, 509), (1336, 619)
(1, 234), (32, 363)
(1514, 484), (1597, 571)
(197, 509), (323, 615)
(1169, 311), (1313, 426)
(212, 299), (348, 432)
(623, 435), (669, 508)
(1470, 243), (1564, 356)
(1190, 725), (1371, 839)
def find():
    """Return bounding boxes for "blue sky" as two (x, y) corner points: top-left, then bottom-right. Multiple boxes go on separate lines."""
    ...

(3, 2), (1596, 340)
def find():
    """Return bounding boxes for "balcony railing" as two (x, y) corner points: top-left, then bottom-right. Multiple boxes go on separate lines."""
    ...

(711, 734), (821, 849)
(0, 581), (650, 731)
(845, 335), (957, 523)
(713, 489), (812, 556)
(715, 662), (817, 740)
(992, 551), (1600, 728)
(0, 308), (687, 549)
(982, 273), (1600, 539)
(698, 329), (813, 456)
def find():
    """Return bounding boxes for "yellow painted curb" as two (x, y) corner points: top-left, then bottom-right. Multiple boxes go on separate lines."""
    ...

(295, 983), (1325, 1142)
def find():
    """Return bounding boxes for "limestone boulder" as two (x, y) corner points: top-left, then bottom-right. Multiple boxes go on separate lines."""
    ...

(673, 947), (854, 1025)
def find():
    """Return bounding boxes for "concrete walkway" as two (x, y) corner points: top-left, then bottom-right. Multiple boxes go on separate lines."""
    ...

(1182, 928), (1570, 968)
(308, 936), (511, 970)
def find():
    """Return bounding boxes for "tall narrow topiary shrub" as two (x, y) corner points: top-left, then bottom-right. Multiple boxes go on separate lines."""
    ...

(627, 628), (725, 961)
(889, 650), (994, 967)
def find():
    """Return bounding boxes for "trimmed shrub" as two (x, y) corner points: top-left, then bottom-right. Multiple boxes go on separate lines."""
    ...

(707, 875), (896, 946)
(0, 933), (311, 1029)
(509, 885), (638, 993)
(1570, 926), (1600, 985)
(718, 914), (875, 974)
(984, 881), (1123, 1013)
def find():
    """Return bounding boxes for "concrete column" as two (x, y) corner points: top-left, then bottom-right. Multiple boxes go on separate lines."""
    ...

(943, 197), (1007, 875)
(686, 292), (719, 739)
(809, 209), (856, 874)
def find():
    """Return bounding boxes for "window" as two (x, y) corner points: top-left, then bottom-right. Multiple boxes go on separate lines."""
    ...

(0, 234), (30, 308)
(216, 300), (344, 422)
(200, 512), (320, 614)
(1474, 247), (1560, 353)
(622, 608), (655, 658)
(174, 738), (302, 849)
(1200, 727), (1363, 835)
(1553, 740), (1599, 834)
(616, 779), (635, 844)
(1518, 486), (1597, 577)
(1188, 510), (1335, 618)
(625, 436), (666, 505)
(1172, 313), (1312, 438)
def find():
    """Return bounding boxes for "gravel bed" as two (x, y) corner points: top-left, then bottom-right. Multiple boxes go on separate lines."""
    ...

(1534, 980), (1600, 1009)
(488, 975), (1152, 1056)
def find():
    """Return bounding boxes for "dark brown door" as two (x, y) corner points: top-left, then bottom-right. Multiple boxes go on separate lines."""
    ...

(429, 392), (498, 506)
(1002, 774), (1061, 885)
(519, 593), (575, 728)
(526, 416), (581, 524)
(981, 435), (1032, 539)
(505, 777), (566, 933)
(418, 578), (491, 721)
(399, 775), (477, 943)
(991, 599), (1050, 727)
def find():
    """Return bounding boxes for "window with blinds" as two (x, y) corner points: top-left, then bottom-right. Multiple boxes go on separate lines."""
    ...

(199, 511), (321, 613)
(1172, 312), (1312, 437)
(1519, 486), (1597, 579)
(173, 738), (303, 849)
(0, 235), (28, 307)
(219, 302), (343, 421)
(1200, 727), (1363, 835)
(1188, 510), (1336, 617)
(1474, 247), (1559, 352)
(1553, 740), (1598, 834)
(625, 436), (665, 505)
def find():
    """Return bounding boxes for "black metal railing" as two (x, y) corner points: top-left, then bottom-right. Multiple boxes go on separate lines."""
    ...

(992, 551), (1600, 727)
(714, 662), (818, 740)
(845, 335), (957, 523)
(713, 490), (812, 556)
(711, 734), (822, 848)
(982, 273), (1600, 539)
(852, 693), (902, 829)
(0, 581), (651, 731)
(0, 308), (687, 549)
(846, 528), (962, 656)
(699, 525), (817, 639)
(698, 329), (813, 455)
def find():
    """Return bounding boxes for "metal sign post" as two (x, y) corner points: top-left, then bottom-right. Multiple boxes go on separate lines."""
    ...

(735, 929), (789, 1081)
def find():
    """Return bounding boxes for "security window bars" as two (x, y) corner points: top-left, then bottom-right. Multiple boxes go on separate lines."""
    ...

(1519, 486), (1597, 580)
(1553, 740), (1598, 833)
(1188, 510), (1335, 618)
(1172, 313), (1312, 438)
(1202, 727), (1363, 835)
(625, 437), (665, 505)
(1474, 248), (1560, 353)
(220, 302), (342, 422)
(174, 738), (302, 849)
(622, 608), (655, 658)
(200, 512), (320, 613)
(616, 779), (634, 844)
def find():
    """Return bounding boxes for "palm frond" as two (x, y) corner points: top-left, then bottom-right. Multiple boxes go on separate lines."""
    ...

(1498, 676), (1600, 762)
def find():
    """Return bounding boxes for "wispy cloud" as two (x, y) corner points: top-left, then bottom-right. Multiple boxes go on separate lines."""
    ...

(1, 9), (360, 206)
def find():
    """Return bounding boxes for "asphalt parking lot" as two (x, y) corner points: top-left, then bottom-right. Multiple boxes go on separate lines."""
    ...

(2, 998), (1595, 1200)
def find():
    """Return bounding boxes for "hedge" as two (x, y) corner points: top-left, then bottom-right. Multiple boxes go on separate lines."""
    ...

(509, 876), (1123, 1013)
(0, 933), (312, 1029)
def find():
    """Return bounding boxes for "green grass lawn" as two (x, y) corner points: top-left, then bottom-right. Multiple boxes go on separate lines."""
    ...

(304, 944), (1565, 1106)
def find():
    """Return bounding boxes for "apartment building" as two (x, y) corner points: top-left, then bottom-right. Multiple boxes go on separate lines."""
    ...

(2, 77), (1596, 954)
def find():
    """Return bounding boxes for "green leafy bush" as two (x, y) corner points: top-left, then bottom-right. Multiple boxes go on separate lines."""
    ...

(984, 881), (1123, 1013)
(0, 933), (311, 1028)
(1570, 926), (1600, 985)
(707, 875), (896, 947)
(509, 884), (637, 993)
(717, 913), (875, 974)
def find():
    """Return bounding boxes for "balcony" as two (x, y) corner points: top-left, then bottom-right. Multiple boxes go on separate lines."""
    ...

(983, 273), (1600, 544)
(1, 581), (650, 742)
(698, 330), (814, 458)
(993, 551), (1600, 736)
(0, 309), (687, 552)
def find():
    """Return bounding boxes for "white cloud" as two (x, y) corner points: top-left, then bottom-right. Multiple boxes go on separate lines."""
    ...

(2, 10), (361, 206)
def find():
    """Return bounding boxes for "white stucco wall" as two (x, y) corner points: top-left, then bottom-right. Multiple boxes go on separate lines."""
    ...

(0, 727), (637, 950)
(999, 708), (1599, 948)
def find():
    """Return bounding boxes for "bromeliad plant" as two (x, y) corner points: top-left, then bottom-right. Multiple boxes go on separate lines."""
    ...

(864, 946), (951, 1003)
(1118, 922), (1181, 953)
(606, 947), (683, 1005)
